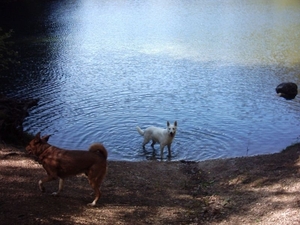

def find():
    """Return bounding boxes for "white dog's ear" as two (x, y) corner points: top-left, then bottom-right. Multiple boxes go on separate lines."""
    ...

(174, 121), (177, 126)
(167, 121), (170, 126)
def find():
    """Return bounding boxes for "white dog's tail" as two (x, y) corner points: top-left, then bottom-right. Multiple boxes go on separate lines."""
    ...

(136, 126), (144, 136)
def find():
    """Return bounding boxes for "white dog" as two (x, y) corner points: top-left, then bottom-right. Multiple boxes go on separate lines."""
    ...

(136, 121), (177, 158)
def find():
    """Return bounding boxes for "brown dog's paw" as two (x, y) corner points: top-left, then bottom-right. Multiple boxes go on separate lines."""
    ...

(38, 180), (45, 192)
(39, 186), (45, 192)
(87, 202), (97, 207)
(51, 192), (59, 196)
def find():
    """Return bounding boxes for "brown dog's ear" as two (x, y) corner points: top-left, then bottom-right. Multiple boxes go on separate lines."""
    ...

(41, 135), (51, 142)
(34, 132), (41, 144)
(35, 132), (41, 139)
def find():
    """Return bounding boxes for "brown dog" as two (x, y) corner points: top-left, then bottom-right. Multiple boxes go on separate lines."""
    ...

(25, 132), (108, 206)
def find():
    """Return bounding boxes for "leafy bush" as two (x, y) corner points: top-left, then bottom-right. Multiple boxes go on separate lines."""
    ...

(0, 27), (19, 71)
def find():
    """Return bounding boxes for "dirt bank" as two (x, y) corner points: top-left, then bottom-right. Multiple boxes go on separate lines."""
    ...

(1, 143), (300, 224)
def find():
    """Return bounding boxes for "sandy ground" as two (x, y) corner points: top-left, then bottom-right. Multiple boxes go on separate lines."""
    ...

(1, 143), (300, 224)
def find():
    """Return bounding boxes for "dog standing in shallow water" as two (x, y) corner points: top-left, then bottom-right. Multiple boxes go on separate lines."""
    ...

(25, 132), (108, 206)
(136, 121), (177, 158)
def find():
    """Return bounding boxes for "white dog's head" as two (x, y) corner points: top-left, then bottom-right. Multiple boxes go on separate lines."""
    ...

(167, 121), (177, 137)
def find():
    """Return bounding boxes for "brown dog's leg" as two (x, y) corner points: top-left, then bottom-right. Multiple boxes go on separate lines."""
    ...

(39, 176), (56, 192)
(87, 167), (106, 206)
(87, 182), (101, 207)
(51, 178), (64, 196)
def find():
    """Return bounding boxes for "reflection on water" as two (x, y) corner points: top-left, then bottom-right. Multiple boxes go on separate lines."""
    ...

(47, 0), (300, 66)
(0, 0), (300, 161)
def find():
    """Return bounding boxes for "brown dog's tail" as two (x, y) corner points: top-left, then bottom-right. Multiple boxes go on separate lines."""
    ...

(89, 143), (108, 160)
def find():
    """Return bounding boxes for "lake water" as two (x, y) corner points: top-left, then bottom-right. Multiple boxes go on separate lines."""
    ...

(0, 0), (299, 161)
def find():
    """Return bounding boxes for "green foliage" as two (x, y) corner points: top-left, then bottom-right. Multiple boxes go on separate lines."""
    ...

(0, 27), (19, 71)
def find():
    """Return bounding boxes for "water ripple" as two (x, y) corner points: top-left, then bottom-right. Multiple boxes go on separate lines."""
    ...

(2, 0), (300, 161)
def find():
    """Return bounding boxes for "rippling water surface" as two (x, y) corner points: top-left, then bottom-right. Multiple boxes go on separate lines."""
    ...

(1, 0), (300, 161)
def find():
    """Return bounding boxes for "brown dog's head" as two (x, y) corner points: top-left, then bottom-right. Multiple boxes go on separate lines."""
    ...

(26, 132), (51, 156)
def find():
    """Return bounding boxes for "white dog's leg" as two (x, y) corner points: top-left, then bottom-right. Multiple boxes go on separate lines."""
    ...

(142, 140), (147, 149)
(151, 141), (156, 148)
(52, 178), (64, 196)
(167, 144), (172, 157)
(142, 137), (150, 149)
(160, 145), (164, 159)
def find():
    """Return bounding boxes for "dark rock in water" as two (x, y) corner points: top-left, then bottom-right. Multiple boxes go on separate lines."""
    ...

(276, 82), (298, 100)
